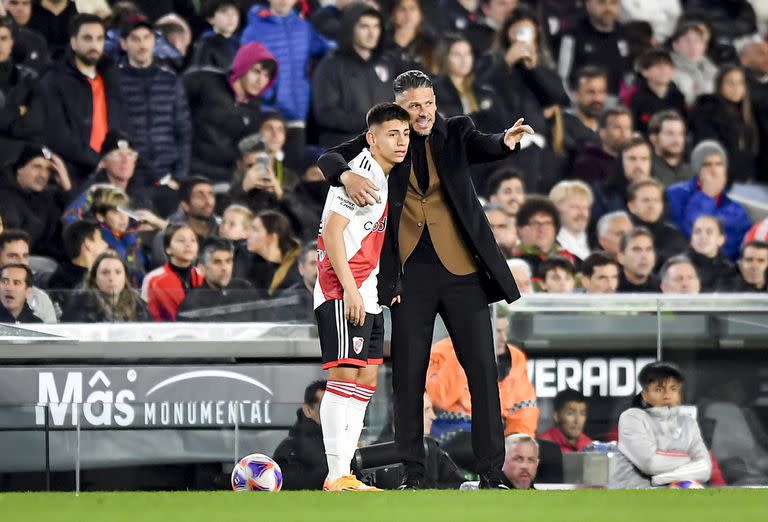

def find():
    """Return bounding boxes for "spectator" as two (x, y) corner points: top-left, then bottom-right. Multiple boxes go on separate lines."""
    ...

(0, 229), (56, 322)
(581, 251), (620, 294)
(141, 224), (204, 321)
(273, 379), (328, 490)
(624, 49), (686, 135)
(0, 15), (46, 167)
(626, 178), (688, 265)
(572, 106), (633, 184)
(513, 195), (575, 277)
(550, 180), (593, 262)
(670, 21), (718, 106)
(177, 237), (252, 320)
(739, 38), (768, 86)
(256, 112), (300, 190)
(26, 0), (78, 59)
(42, 14), (130, 181)
(591, 135), (652, 222)
(48, 220), (108, 290)
(386, 0), (438, 75)
(185, 41), (277, 183)
(538, 255), (576, 293)
(609, 361), (711, 489)
(484, 204), (516, 259)
(155, 14), (192, 68)
(738, 39), (768, 183)
(617, 226), (660, 292)
(281, 239), (316, 321)
(61, 250), (151, 321)
(0, 263), (41, 322)
(557, 0), (632, 97)
(685, 0), (757, 48)
(659, 255), (701, 294)
(688, 214), (735, 292)
(539, 388), (592, 453)
(618, 0), (680, 43)
(2, 0), (51, 75)
(507, 258), (532, 294)
(596, 210), (632, 257)
(283, 149), (329, 241)
(191, 0), (240, 70)
(486, 167), (525, 217)
(716, 240), (767, 292)
(647, 111), (691, 187)
(0, 144), (72, 259)
(463, 0), (518, 56)
(433, 33), (507, 134)
(219, 204), (253, 243)
(309, 0), (358, 41)
(312, 4), (397, 148)
(118, 14), (192, 199)
(666, 140), (752, 260)
(689, 65), (759, 183)
(501, 434), (539, 489)
(562, 66), (606, 171)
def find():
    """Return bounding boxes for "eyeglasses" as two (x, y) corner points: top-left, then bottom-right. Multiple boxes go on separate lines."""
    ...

(525, 220), (555, 229)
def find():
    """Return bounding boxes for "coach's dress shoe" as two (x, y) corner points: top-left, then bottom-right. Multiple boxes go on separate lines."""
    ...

(479, 472), (511, 490)
(397, 473), (424, 490)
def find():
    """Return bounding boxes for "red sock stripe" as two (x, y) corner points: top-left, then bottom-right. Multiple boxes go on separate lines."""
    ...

(326, 379), (356, 398)
(351, 385), (376, 402)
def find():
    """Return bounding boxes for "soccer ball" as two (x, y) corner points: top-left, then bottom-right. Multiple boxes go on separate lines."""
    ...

(231, 453), (283, 492)
(668, 480), (704, 489)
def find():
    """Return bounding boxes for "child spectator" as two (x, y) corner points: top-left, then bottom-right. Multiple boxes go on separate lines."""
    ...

(538, 255), (576, 293)
(624, 49), (686, 135)
(191, 0), (241, 70)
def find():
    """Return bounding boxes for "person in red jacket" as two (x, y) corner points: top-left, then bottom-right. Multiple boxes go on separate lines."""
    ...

(539, 388), (592, 453)
(141, 224), (204, 321)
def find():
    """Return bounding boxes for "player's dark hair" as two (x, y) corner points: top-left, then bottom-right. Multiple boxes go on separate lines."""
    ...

(366, 103), (411, 128)
(553, 388), (588, 412)
(304, 380), (328, 406)
(638, 361), (685, 388)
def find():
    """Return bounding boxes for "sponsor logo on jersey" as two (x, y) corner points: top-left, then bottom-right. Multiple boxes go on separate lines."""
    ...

(364, 216), (387, 232)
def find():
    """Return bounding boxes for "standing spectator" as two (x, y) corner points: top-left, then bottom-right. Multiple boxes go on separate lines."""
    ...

(716, 239), (767, 292)
(563, 66), (606, 171)
(26, 0), (78, 59)
(550, 180), (593, 262)
(689, 65), (759, 183)
(580, 251), (620, 294)
(386, 0), (438, 75)
(647, 111), (691, 187)
(48, 220), (108, 290)
(659, 255), (701, 294)
(0, 229), (57, 322)
(666, 140), (752, 260)
(61, 251), (151, 321)
(141, 224), (204, 321)
(312, 4), (397, 148)
(624, 49), (686, 136)
(688, 215), (735, 292)
(572, 107), (633, 184)
(118, 14), (192, 200)
(617, 226), (660, 292)
(255, 113), (300, 190)
(2, 0), (49, 74)
(539, 388), (592, 453)
(538, 255), (576, 293)
(0, 263), (41, 322)
(591, 135), (652, 222)
(596, 210), (633, 257)
(191, 0), (240, 70)
(618, 0), (680, 43)
(670, 22), (718, 106)
(514, 195), (575, 276)
(185, 41), (277, 183)
(219, 204), (252, 244)
(41, 14), (130, 181)
(486, 167), (525, 217)
(557, 0), (632, 97)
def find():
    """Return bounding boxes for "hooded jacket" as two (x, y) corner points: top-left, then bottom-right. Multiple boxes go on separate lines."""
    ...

(311, 4), (397, 147)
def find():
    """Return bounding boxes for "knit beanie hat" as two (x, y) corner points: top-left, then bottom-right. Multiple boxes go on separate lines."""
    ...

(229, 42), (278, 97)
(13, 143), (52, 171)
(690, 140), (728, 176)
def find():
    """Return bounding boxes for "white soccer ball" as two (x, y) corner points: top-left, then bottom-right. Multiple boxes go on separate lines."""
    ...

(231, 453), (283, 492)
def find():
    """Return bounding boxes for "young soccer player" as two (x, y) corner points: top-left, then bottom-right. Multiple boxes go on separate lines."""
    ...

(314, 103), (410, 491)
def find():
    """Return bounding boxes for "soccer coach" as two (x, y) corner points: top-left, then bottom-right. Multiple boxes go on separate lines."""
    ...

(318, 70), (533, 489)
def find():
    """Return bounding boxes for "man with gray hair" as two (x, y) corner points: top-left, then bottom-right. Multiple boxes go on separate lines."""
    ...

(460, 434), (540, 490)
(507, 258), (533, 295)
(596, 210), (633, 257)
(659, 255), (701, 294)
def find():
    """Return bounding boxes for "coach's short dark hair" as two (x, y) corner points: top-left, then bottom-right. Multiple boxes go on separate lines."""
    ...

(366, 103), (411, 128)
(572, 65), (608, 90)
(201, 236), (234, 264)
(647, 110), (686, 136)
(63, 220), (101, 261)
(179, 175), (212, 204)
(393, 70), (432, 98)
(304, 380), (327, 407)
(638, 361), (685, 388)
(486, 167), (524, 198)
(69, 13), (105, 37)
(0, 229), (31, 253)
(582, 251), (620, 278)
(620, 226), (654, 253)
(0, 263), (33, 288)
(553, 388), (588, 412)
(598, 106), (632, 130)
(538, 255), (575, 280)
(516, 195), (559, 230)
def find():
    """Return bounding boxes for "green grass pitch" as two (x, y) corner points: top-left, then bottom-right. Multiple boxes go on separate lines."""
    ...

(0, 489), (765, 522)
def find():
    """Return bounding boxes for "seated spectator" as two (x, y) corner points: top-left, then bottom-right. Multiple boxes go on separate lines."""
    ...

(0, 229), (56, 321)
(617, 226), (660, 292)
(591, 135), (652, 222)
(0, 263), (41, 322)
(185, 41), (278, 183)
(596, 210), (633, 257)
(624, 49), (686, 135)
(538, 255), (576, 293)
(573, 107), (633, 184)
(61, 250), (151, 322)
(670, 21), (718, 106)
(514, 195), (575, 277)
(26, 0), (78, 59)
(48, 220), (108, 290)
(648, 111), (691, 187)
(540, 388), (592, 453)
(627, 178), (687, 266)
(256, 112), (300, 190)
(507, 258), (533, 294)
(485, 167), (525, 217)
(141, 224), (204, 321)
(177, 237), (252, 320)
(562, 66), (606, 170)
(666, 140), (752, 260)
(716, 240), (768, 292)
(659, 255), (701, 294)
(484, 204), (516, 259)
(386, 0), (438, 75)
(550, 180), (593, 262)
(433, 33), (507, 134)
(234, 210), (302, 294)
(689, 65), (759, 183)
(219, 204), (253, 244)
(618, 0), (680, 43)
(2, 1), (50, 75)
(581, 251), (620, 294)
(501, 433), (539, 489)
(227, 134), (289, 213)
(0, 15), (45, 168)
(190, 0), (240, 70)
(0, 144), (71, 259)
(609, 361), (711, 489)
(688, 215), (735, 292)
(272, 380), (328, 490)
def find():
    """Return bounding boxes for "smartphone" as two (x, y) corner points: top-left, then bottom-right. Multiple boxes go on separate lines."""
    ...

(255, 152), (270, 170)
(516, 26), (534, 44)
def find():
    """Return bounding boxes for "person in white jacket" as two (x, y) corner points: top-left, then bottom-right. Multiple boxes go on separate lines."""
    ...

(609, 361), (712, 489)
(619, 0), (682, 43)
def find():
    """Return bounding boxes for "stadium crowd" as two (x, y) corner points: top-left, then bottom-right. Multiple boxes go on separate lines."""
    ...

(1, 0), (768, 323)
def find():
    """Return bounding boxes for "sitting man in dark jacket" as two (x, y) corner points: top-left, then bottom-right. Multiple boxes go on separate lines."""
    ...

(0, 263), (42, 323)
(717, 240), (768, 292)
(273, 379), (328, 490)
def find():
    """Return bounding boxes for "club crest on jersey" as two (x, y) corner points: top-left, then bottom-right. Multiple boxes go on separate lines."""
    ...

(353, 337), (364, 354)
(364, 217), (387, 232)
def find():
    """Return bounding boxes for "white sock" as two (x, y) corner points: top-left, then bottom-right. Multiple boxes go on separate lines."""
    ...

(345, 384), (375, 471)
(321, 379), (355, 482)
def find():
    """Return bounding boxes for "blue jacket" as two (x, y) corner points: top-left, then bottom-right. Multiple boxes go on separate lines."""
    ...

(666, 177), (752, 260)
(240, 8), (332, 121)
(118, 62), (192, 183)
